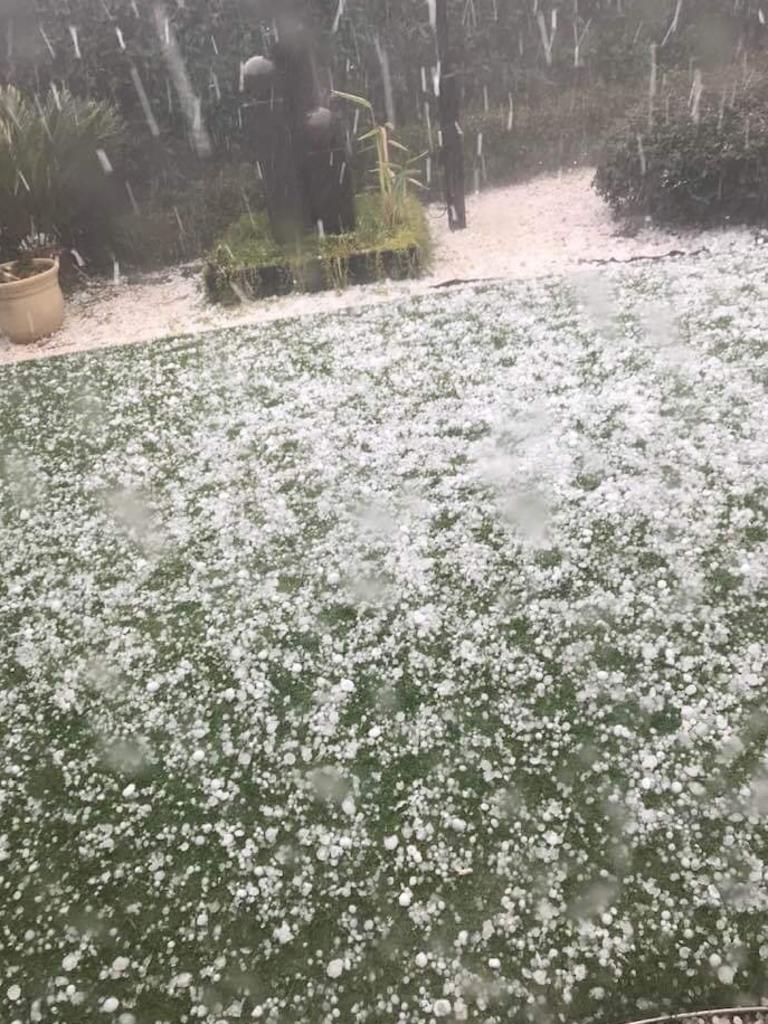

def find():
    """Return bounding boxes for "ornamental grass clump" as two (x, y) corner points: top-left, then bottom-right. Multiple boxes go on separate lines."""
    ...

(0, 84), (124, 261)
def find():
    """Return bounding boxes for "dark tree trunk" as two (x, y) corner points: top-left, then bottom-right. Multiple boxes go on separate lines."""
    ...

(435, 0), (467, 231)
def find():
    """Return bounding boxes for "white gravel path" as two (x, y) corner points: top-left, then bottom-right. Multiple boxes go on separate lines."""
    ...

(0, 168), (711, 365)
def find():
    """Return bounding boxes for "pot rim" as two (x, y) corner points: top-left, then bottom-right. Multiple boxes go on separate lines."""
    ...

(0, 257), (60, 298)
(619, 1006), (767, 1024)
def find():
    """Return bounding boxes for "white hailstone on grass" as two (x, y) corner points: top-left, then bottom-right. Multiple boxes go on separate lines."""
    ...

(384, 835), (399, 850)
(398, 888), (413, 907)
(102, 997), (120, 1013)
(488, 957), (501, 970)
(450, 817), (467, 833)
(532, 969), (548, 985)
(718, 965), (736, 985)
(415, 952), (428, 968)
(326, 959), (344, 979)
(146, 680), (159, 693)
(191, 749), (205, 763)
(433, 999), (452, 1017)
(7, 985), (21, 1001)
(62, 952), (79, 972)
(112, 956), (130, 974)
(274, 921), (293, 944)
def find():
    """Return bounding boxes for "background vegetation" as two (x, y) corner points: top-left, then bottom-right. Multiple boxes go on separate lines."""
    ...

(1, 1), (767, 269)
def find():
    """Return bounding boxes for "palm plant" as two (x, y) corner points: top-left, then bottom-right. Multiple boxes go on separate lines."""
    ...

(332, 90), (425, 229)
(0, 85), (124, 259)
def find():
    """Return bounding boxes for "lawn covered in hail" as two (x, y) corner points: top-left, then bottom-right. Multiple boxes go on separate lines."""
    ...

(2, 239), (768, 1024)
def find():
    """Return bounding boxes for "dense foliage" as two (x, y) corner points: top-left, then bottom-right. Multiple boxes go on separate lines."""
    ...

(0, 85), (124, 258)
(594, 68), (768, 227)
(2, 1), (767, 267)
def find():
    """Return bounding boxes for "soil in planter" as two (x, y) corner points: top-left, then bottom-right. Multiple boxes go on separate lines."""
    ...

(2, 257), (43, 281)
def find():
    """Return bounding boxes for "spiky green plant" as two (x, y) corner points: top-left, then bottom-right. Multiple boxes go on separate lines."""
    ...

(332, 90), (425, 230)
(0, 85), (124, 258)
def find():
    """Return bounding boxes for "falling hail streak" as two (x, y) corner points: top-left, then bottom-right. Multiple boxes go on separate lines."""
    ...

(690, 69), (703, 125)
(39, 27), (56, 58)
(153, 3), (212, 157)
(69, 25), (82, 59)
(332, 0), (346, 34)
(661, 0), (683, 48)
(96, 148), (114, 174)
(125, 181), (140, 214)
(373, 36), (396, 127)
(129, 65), (160, 137)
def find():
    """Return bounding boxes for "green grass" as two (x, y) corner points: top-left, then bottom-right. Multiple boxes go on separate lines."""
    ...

(1, 241), (768, 1024)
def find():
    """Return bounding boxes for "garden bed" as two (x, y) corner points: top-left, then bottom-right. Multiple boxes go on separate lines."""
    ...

(2, 243), (768, 1023)
(204, 193), (430, 304)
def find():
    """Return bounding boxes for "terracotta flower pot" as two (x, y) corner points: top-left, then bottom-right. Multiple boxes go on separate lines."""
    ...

(0, 257), (65, 344)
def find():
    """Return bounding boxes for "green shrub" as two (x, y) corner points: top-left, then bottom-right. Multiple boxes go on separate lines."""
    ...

(113, 162), (265, 271)
(204, 193), (430, 304)
(594, 69), (768, 227)
(0, 85), (124, 259)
